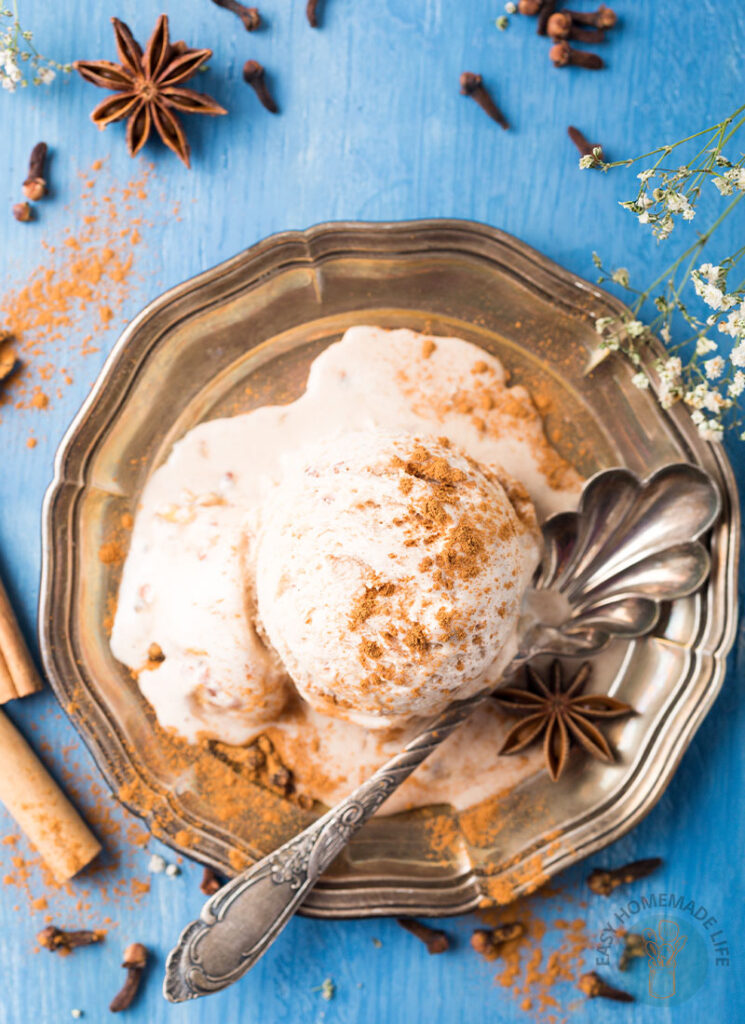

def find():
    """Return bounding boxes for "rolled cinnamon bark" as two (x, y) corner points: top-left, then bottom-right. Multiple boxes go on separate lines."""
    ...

(0, 710), (101, 881)
(0, 574), (42, 701)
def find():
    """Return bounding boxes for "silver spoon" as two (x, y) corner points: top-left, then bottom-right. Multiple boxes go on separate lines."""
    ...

(164, 462), (719, 1002)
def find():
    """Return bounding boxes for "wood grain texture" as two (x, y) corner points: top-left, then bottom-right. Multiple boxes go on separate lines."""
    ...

(0, 1), (744, 1022)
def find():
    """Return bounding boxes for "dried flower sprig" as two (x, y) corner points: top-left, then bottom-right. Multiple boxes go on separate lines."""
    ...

(0, 1), (71, 92)
(582, 103), (745, 443)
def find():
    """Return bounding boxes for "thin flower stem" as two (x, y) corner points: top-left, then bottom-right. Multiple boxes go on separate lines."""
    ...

(637, 193), (745, 305)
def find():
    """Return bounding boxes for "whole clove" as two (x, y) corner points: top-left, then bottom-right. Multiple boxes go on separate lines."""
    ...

(459, 72), (509, 130)
(200, 865), (223, 895)
(242, 60), (278, 113)
(22, 141), (48, 201)
(549, 41), (604, 69)
(568, 125), (604, 166)
(0, 339), (17, 385)
(587, 857), (663, 896)
(306, 0), (321, 27)
(210, 0), (261, 30)
(578, 971), (634, 1003)
(37, 925), (103, 953)
(471, 922), (525, 959)
(110, 942), (148, 1012)
(397, 918), (450, 954)
(564, 5), (617, 28)
(536, 0), (556, 34)
(618, 930), (646, 971)
(547, 12), (605, 44)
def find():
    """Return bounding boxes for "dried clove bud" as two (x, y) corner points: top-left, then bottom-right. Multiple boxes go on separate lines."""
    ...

(578, 971), (634, 1002)
(536, 0), (556, 34)
(22, 141), (48, 201)
(37, 925), (103, 954)
(306, 0), (321, 27)
(200, 865), (223, 895)
(110, 942), (148, 1012)
(547, 12), (605, 43)
(568, 125), (604, 166)
(471, 922), (525, 959)
(587, 857), (663, 896)
(564, 5), (616, 28)
(210, 0), (261, 30)
(397, 918), (450, 954)
(12, 201), (32, 222)
(0, 340), (17, 385)
(618, 930), (646, 971)
(242, 60), (278, 113)
(549, 41), (604, 69)
(459, 72), (509, 130)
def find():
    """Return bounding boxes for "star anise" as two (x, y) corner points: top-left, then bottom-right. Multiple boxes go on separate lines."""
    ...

(74, 15), (227, 168)
(494, 661), (633, 781)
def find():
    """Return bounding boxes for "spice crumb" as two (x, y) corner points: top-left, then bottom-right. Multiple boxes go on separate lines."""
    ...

(318, 978), (335, 1001)
(147, 853), (166, 874)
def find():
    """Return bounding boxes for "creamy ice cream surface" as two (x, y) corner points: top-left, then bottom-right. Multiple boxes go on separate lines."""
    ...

(256, 431), (538, 728)
(110, 326), (583, 807)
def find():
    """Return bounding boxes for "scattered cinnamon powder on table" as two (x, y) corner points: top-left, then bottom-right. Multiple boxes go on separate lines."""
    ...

(475, 887), (594, 1023)
(0, 159), (167, 424)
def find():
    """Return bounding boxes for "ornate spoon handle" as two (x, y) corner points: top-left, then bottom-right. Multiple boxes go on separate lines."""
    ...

(164, 691), (485, 1002)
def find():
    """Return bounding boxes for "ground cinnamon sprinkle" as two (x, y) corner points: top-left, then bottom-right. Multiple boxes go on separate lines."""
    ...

(476, 889), (593, 1022)
(0, 160), (163, 422)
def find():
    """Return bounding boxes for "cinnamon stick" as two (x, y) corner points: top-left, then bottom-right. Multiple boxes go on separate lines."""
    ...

(0, 573), (42, 701)
(0, 710), (101, 881)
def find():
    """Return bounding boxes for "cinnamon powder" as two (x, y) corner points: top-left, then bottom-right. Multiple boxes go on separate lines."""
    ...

(0, 160), (164, 426)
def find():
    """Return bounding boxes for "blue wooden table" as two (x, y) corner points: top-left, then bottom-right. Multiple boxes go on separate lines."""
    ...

(1, 3), (743, 1021)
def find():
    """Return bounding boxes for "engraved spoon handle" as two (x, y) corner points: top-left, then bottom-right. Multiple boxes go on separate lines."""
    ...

(164, 691), (485, 1002)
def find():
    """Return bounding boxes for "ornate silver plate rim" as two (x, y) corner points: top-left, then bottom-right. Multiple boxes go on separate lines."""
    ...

(39, 219), (739, 917)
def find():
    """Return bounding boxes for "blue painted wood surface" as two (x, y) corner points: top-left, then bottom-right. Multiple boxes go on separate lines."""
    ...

(0, 2), (743, 1021)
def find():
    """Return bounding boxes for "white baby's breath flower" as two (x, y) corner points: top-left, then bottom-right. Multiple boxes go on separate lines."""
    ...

(701, 283), (726, 310)
(612, 268), (630, 287)
(703, 389), (725, 412)
(625, 319), (646, 338)
(704, 355), (725, 379)
(36, 65), (54, 84)
(579, 154), (596, 170)
(631, 372), (649, 389)
(698, 419), (724, 442)
(698, 263), (721, 284)
(685, 384), (708, 410)
(696, 337), (717, 355)
(637, 169), (654, 182)
(662, 356), (682, 378)
(638, 211), (650, 225)
(730, 343), (745, 367)
(505, 1), (517, 12)
(713, 175), (736, 196)
(594, 317), (614, 335)
(728, 371), (745, 397)
(665, 191), (694, 218)
(660, 324), (672, 343)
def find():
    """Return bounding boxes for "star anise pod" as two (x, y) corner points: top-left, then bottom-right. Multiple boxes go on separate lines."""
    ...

(74, 15), (227, 168)
(494, 661), (633, 781)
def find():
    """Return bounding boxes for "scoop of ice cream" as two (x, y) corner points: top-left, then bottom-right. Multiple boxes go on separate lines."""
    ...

(255, 430), (539, 729)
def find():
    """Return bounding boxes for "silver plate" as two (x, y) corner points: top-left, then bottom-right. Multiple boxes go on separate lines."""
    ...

(39, 220), (739, 917)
